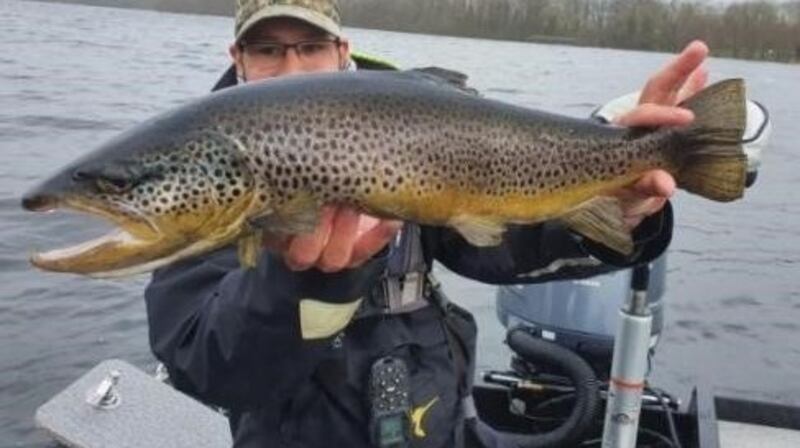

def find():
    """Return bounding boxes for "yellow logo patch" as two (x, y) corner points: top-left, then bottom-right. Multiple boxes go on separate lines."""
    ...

(409, 396), (439, 438)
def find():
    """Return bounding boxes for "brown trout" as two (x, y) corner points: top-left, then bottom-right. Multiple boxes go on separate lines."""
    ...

(21, 69), (747, 277)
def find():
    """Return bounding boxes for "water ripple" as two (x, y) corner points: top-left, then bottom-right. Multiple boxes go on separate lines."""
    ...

(4, 114), (116, 131)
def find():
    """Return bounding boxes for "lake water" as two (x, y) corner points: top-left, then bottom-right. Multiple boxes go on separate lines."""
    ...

(1, 0), (799, 445)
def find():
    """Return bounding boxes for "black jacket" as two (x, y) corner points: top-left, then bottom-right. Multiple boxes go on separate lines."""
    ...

(145, 65), (673, 447)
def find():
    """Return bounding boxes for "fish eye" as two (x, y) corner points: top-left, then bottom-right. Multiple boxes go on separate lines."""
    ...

(95, 177), (133, 194)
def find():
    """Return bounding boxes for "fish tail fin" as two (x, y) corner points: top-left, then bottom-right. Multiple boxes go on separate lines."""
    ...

(673, 79), (748, 202)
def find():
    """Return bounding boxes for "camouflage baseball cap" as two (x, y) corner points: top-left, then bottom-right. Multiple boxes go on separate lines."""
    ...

(235, 0), (342, 41)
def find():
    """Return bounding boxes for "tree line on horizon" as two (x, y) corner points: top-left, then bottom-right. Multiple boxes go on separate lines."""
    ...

(39, 0), (800, 63)
(339, 0), (800, 63)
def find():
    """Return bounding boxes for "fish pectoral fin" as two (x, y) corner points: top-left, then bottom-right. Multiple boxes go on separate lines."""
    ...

(249, 193), (321, 236)
(561, 196), (633, 256)
(449, 215), (507, 247)
(237, 230), (263, 269)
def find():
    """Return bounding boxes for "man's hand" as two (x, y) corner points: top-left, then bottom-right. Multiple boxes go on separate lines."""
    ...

(613, 40), (710, 230)
(264, 206), (402, 272)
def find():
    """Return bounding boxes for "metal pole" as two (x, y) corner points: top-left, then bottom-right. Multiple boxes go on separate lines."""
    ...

(601, 264), (653, 448)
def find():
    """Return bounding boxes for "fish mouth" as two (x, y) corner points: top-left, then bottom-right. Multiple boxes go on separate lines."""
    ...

(23, 194), (185, 278)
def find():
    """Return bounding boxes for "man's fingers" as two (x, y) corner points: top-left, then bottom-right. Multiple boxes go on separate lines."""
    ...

(347, 220), (403, 268)
(624, 196), (667, 218)
(614, 103), (694, 128)
(356, 215), (382, 239)
(318, 208), (361, 273)
(622, 196), (667, 231)
(631, 170), (677, 199)
(614, 170), (674, 231)
(677, 65), (708, 103)
(284, 206), (336, 270)
(640, 40), (709, 105)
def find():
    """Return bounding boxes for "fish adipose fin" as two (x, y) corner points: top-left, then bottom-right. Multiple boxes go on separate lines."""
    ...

(562, 196), (633, 256)
(674, 79), (748, 202)
(449, 215), (507, 246)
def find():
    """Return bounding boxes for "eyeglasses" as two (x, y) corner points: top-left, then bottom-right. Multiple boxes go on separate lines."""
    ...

(239, 38), (341, 69)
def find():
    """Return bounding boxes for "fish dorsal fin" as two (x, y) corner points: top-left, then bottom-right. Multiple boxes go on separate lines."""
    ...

(409, 67), (479, 96)
(449, 214), (506, 246)
(249, 193), (321, 236)
(561, 196), (633, 256)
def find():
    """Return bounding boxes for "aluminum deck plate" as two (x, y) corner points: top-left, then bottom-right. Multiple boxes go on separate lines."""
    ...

(35, 359), (231, 448)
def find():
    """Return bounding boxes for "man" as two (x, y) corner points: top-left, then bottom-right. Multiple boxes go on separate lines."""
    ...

(145, 1), (710, 446)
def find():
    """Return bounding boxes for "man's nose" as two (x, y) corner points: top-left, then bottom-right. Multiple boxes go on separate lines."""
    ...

(275, 48), (304, 76)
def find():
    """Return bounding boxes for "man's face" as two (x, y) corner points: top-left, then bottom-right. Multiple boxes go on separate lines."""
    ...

(230, 17), (350, 82)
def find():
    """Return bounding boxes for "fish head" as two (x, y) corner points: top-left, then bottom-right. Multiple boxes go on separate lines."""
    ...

(22, 128), (261, 277)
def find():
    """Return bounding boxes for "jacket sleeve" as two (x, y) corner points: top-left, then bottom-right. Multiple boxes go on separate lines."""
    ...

(144, 247), (386, 410)
(427, 203), (672, 285)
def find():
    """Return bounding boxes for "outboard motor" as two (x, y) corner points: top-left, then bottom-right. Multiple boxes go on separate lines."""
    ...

(496, 256), (667, 376)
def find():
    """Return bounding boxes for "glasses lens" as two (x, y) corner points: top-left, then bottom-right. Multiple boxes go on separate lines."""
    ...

(245, 43), (285, 66)
(296, 40), (338, 67)
(244, 40), (339, 69)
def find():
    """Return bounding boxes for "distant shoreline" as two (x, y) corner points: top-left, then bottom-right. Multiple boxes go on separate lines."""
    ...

(25, 0), (230, 17)
(24, 0), (800, 64)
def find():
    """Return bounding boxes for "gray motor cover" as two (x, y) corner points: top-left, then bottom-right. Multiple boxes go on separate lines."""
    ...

(496, 256), (667, 360)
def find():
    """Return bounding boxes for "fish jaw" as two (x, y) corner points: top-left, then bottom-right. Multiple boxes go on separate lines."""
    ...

(24, 191), (256, 277)
(23, 193), (182, 277)
(30, 228), (183, 277)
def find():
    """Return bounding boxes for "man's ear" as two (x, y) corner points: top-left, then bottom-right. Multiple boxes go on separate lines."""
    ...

(229, 42), (245, 79)
(338, 38), (351, 70)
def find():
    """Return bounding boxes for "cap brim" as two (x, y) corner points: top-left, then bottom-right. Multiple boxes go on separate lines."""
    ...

(236, 5), (342, 41)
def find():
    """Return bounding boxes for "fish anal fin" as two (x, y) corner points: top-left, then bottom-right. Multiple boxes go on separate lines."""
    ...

(449, 215), (506, 247)
(562, 197), (634, 256)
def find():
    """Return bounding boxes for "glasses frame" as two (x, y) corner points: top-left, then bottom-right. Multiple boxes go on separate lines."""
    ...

(238, 37), (342, 67)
